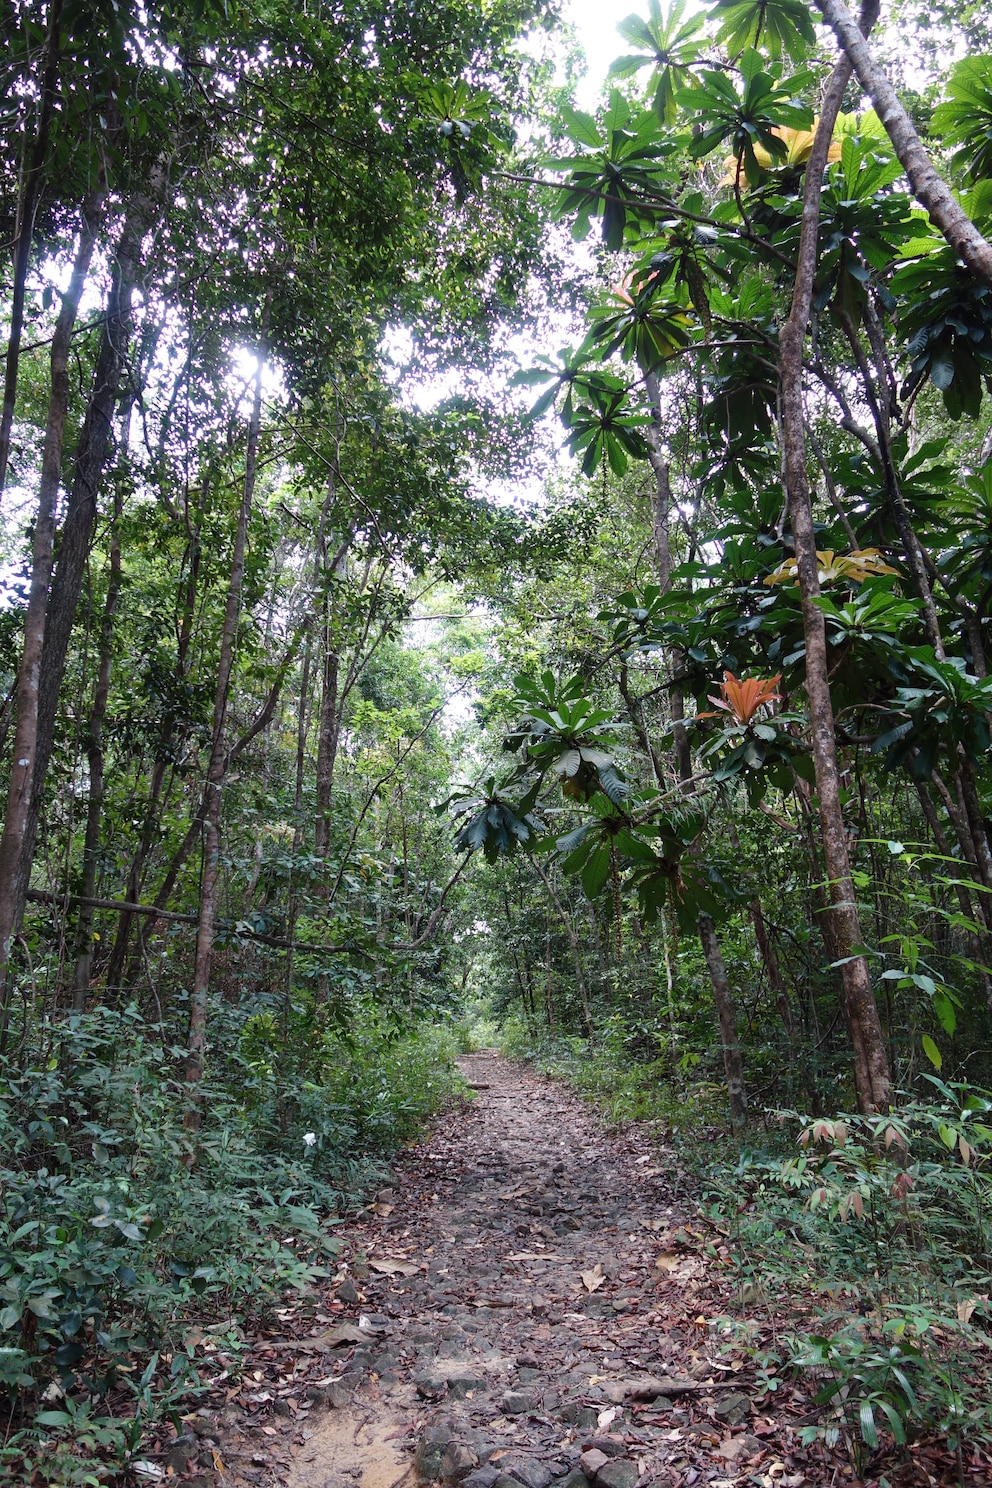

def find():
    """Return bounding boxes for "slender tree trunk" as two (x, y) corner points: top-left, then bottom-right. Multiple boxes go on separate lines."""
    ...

(698, 913), (747, 1130)
(72, 497), (122, 1007)
(778, 1), (890, 1113)
(0, 0), (64, 501)
(314, 532), (350, 858)
(818, 0), (992, 286)
(644, 370), (692, 784)
(0, 188), (104, 1040)
(184, 308), (268, 1120)
(1, 189), (153, 1025)
(533, 860), (594, 1043)
(750, 896), (794, 1035)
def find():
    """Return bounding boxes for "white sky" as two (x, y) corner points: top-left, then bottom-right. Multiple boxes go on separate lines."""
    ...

(565, 0), (635, 108)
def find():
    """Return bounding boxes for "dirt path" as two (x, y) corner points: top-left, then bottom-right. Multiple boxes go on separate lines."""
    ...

(195, 1054), (834, 1488)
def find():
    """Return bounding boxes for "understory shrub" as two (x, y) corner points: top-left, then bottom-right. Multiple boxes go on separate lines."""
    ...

(0, 1002), (462, 1480)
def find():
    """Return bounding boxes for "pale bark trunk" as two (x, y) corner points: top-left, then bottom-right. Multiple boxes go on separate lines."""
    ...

(698, 913), (747, 1129)
(818, 0), (992, 285)
(644, 370), (692, 783)
(778, 1), (890, 1113)
(185, 307), (268, 1117)
(0, 188), (104, 1039)
(314, 533), (350, 858)
(72, 498), (121, 1007)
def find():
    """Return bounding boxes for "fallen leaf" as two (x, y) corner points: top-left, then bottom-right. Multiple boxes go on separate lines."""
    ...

(655, 1253), (680, 1273)
(597, 1406), (618, 1430)
(369, 1259), (420, 1277)
(300, 1323), (366, 1349)
(581, 1264), (606, 1293)
(957, 1297), (979, 1324)
(261, 1426), (278, 1436)
(372, 1202), (395, 1216)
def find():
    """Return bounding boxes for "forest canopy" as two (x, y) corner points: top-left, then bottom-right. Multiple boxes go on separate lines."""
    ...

(1, 0), (992, 1480)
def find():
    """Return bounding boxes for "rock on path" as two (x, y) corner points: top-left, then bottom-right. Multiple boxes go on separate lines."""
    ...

(196, 1053), (822, 1488)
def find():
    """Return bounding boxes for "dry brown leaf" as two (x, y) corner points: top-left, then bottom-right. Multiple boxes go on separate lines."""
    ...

(372, 1202), (395, 1217)
(581, 1264), (606, 1293)
(654, 1252), (680, 1273)
(957, 1297), (980, 1324)
(369, 1258), (420, 1276)
(301, 1322), (366, 1349)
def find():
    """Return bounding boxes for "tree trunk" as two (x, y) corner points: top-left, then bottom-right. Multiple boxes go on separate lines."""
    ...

(184, 308), (268, 1121)
(644, 370), (692, 784)
(0, 187), (104, 1040)
(778, 1), (890, 1113)
(818, 0), (992, 287)
(314, 532), (350, 858)
(72, 497), (122, 1008)
(750, 896), (794, 1035)
(698, 913), (747, 1130)
(533, 860), (594, 1043)
(1, 187), (153, 1026)
(0, 0), (64, 501)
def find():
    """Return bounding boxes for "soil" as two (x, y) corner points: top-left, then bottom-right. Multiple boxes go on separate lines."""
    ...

(164, 1053), (979, 1488)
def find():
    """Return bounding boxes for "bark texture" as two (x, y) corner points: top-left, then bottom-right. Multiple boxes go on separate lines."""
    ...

(818, 0), (992, 285)
(779, 1), (891, 1112)
(698, 913), (747, 1129)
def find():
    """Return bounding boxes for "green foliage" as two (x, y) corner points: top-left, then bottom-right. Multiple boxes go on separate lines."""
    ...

(931, 56), (992, 184)
(608, 0), (706, 123)
(0, 1005), (460, 1471)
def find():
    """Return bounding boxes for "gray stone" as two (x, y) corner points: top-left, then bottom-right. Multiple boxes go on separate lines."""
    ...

(438, 1341), (471, 1360)
(578, 1451), (609, 1481)
(463, 1470), (500, 1488)
(713, 1391), (752, 1427)
(415, 1421), (457, 1480)
(583, 1439), (625, 1460)
(166, 1435), (197, 1472)
(504, 1458), (552, 1488)
(594, 1463), (638, 1488)
(517, 1367), (540, 1382)
(501, 1389), (537, 1415)
(336, 1277), (360, 1303)
(559, 1474), (589, 1488)
(441, 1443), (478, 1481)
(416, 1369), (450, 1400)
(576, 1408), (599, 1429)
(449, 1373), (486, 1400)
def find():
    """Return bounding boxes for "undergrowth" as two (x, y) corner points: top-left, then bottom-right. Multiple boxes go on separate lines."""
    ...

(0, 1003), (462, 1485)
(503, 1020), (992, 1479)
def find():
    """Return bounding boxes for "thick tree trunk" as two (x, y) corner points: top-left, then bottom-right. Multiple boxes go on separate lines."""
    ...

(0, 0), (64, 500)
(0, 188), (104, 1039)
(185, 311), (268, 1119)
(698, 913), (747, 1129)
(778, 3), (890, 1113)
(818, 0), (992, 286)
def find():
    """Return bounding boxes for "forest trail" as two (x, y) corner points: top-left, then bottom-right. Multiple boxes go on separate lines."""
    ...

(206, 1055), (822, 1488)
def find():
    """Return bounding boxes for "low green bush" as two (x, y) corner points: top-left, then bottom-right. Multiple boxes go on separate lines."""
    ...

(0, 1002), (462, 1484)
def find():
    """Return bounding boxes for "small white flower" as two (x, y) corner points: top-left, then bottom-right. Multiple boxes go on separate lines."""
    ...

(303, 1132), (317, 1148)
